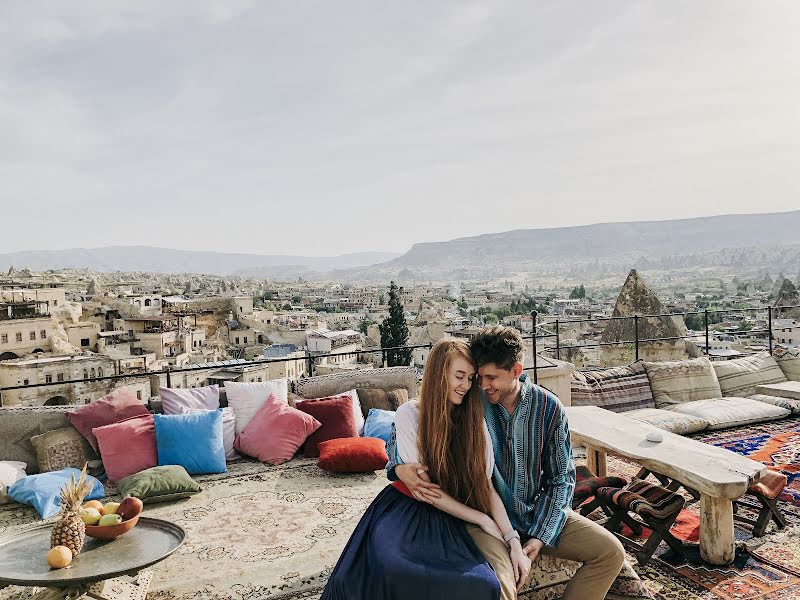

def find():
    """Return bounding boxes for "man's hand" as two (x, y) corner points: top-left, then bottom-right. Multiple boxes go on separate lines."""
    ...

(522, 538), (545, 562)
(394, 463), (441, 503)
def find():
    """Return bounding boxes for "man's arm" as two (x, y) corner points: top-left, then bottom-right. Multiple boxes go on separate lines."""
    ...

(527, 403), (575, 547)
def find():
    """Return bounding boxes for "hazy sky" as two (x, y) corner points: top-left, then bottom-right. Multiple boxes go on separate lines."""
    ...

(2, 1), (799, 256)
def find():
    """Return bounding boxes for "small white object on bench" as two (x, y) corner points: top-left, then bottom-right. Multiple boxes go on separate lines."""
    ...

(645, 431), (664, 443)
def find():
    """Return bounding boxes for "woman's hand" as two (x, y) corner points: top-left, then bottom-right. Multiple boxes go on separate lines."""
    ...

(394, 463), (441, 503)
(509, 541), (532, 592)
(479, 515), (504, 542)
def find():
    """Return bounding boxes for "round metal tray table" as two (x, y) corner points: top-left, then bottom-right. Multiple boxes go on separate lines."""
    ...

(0, 517), (185, 599)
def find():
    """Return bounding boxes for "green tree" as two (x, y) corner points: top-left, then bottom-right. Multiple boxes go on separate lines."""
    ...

(379, 281), (412, 366)
(569, 284), (586, 299)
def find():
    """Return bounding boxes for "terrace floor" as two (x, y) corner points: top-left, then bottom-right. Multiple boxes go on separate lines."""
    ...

(0, 417), (798, 600)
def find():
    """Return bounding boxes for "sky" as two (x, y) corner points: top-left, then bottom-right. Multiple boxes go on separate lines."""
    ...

(2, 1), (799, 257)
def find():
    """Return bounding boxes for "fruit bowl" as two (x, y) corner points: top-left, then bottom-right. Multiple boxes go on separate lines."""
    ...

(84, 514), (140, 540)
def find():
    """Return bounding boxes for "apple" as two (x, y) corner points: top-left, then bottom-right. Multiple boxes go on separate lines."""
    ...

(98, 514), (123, 527)
(118, 497), (143, 521)
(101, 502), (121, 516)
(83, 500), (103, 512)
(80, 507), (102, 525)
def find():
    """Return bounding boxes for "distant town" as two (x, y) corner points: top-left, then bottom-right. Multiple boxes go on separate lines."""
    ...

(1, 264), (798, 407)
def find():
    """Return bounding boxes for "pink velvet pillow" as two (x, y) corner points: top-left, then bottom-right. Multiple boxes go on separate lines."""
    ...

(93, 414), (157, 482)
(67, 387), (149, 452)
(234, 394), (321, 465)
(296, 395), (358, 458)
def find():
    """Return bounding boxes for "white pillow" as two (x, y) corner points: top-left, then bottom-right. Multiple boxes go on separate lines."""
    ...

(295, 389), (364, 436)
(625, 408), (708, 435)
(670, 397), (790, 431)
(178, 406), (239, 461)
(224, 379), (288, 436)
(0, 461), (27, 505)
(160, 385), (220, 414)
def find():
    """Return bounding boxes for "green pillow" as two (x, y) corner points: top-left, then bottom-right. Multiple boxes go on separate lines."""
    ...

(117, 465), (201, 504)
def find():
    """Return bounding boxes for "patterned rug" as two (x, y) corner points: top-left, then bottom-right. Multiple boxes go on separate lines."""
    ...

(690, 416), (800, 506)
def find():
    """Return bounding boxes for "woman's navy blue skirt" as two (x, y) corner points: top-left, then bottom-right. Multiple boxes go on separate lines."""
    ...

(321, 484), (500, 600)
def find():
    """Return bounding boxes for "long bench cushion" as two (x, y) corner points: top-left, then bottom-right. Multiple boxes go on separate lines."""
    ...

(669, 397), (790, 431)
(712, 351), (786, 397)
(570, 362), (655, 413)
(624, 408), (709, 434)
(642, 357), (722, 409)
(749, 393), (800, 415)
(774, 345), (800, 381)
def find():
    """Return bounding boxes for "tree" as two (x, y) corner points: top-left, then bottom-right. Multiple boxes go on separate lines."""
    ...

(569, 284), (586, 299)
(379, 281), (412, 366)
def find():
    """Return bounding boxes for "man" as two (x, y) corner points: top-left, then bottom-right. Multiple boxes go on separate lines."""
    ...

(395, 327), (625, 600)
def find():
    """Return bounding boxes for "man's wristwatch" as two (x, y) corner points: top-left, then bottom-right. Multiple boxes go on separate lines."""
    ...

(503, 529), (520, 545)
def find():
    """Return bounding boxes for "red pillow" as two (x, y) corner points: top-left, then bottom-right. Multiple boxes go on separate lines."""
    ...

(317, 437), (389, 473)
(66, 388), (149, 452)
(296, 395), (357, 458)
(92, 414), (157, 482)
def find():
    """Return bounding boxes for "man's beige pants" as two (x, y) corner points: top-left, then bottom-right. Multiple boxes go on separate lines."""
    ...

(467, 512), (626, 600)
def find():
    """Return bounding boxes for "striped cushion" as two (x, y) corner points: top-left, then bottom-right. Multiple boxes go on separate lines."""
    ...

(574, 465), (627, 503)
(712, 351), (787, 397)
(570, 363), (655, 413)
(774, 345), (800, 381)
(642, 357), (722, 409)
(749, 470), (787, 500)
(750, 393), (800, 415)
(597, 480), (685, 522)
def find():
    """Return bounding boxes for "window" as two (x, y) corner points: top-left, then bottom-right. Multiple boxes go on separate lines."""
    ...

(30, 331), (36, 341)
(244, 336), (248, 344)
(136, 390), (142, 400)
(16, 332), (22, 342)
(23, 379), (29, 386)
(45, 374), (52, 383)
(53, 300), (58, 306)
(83, 369), (88, 380)
(1, 334), (6, 344)
(90, 368), (96, 378)
(57, 373), (64, 382)
(81, 338), (90, 347)
(98, 368), (103, 377)
(40, 330), (47, 339)
(235, 337), (240, 344)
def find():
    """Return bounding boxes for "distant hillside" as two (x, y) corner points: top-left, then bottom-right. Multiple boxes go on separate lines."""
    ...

(0, 246), (401, 276)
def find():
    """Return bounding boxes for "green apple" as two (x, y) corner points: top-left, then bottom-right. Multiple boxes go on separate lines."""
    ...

(101, 502), (121, 515)
(80, 507), (102, 525)
(98, 514), (123, 527)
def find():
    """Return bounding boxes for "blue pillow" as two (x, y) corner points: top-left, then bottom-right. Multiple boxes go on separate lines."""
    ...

(154, 410), (226, 475)
(363, 408), (396, 445)
(8, 468), (105, 519)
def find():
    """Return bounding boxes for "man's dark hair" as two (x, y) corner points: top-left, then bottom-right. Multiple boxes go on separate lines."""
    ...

(470, 326), (525, 370)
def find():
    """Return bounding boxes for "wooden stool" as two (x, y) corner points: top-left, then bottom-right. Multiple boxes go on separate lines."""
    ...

(733, 470), (788, 537)
(572, 465), (627, 516)
(597, 480), (686, 565)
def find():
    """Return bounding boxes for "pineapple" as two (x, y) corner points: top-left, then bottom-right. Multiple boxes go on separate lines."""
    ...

(50, 464), (92, 557)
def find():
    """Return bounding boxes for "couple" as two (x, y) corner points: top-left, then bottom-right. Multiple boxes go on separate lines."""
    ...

(322, 327), (625, 600)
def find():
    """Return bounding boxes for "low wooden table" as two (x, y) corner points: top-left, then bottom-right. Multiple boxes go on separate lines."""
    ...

(565, 406), (767, 565)
(755, 380), (800, 400)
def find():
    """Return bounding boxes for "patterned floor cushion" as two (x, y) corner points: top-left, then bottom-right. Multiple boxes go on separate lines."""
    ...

(570, 363), (655, 413)
(774, 345), (800, 381)
(624, 407), (709, 434)
(712, 351), (787, 397)
(669, 397), (790, 430)
(749, 393), (800, 415)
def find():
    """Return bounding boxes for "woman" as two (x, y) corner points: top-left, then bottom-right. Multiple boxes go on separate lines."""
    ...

(321, 339), (529, 600)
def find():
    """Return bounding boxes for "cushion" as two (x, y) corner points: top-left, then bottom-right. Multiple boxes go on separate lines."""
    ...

(642, 357), (722, 409)
(670, 397), (791, 430)
(29, 428), (95, 473)
(234, 394), (321, 465)
(356, 388), (393, 417)
(177, 406), (239, 460)
(223, 379), (288, 436)
(93, 414), (157, 482)
(116, 465), (201, 504)
(66, 387), (149, 452)
(160, 385), (220, 415)
(624, 408), (709, 435)
(387, 388), (409, 410)
(712, 351), (787, 397)
(300, 390), (363, 435)
(0, 461), (26, 505)
(749, 470), (787, 499)
(297, 394), (358, 458)
(574, 465), (627, 503)
(7, 467), (105, 519)
(774, 345), (800, 381)
(570, 363), (656, 413)
(154, 410), (226, 475)
(596, 480), (685, 522)
(362, 408), (396, 444)
(317, 437), (389, 473)
(749, 393), (800, 415)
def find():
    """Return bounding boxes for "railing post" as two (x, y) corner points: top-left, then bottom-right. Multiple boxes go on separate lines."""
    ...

(531, 311), (538, 385)
(768, 305), (773, 354)
(634, 314), (639, 362)
(704, 309), (709, 356)
(306, 351), (314, 377)
(555, 318), (561, 361)
(165, 367), (171, 389)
